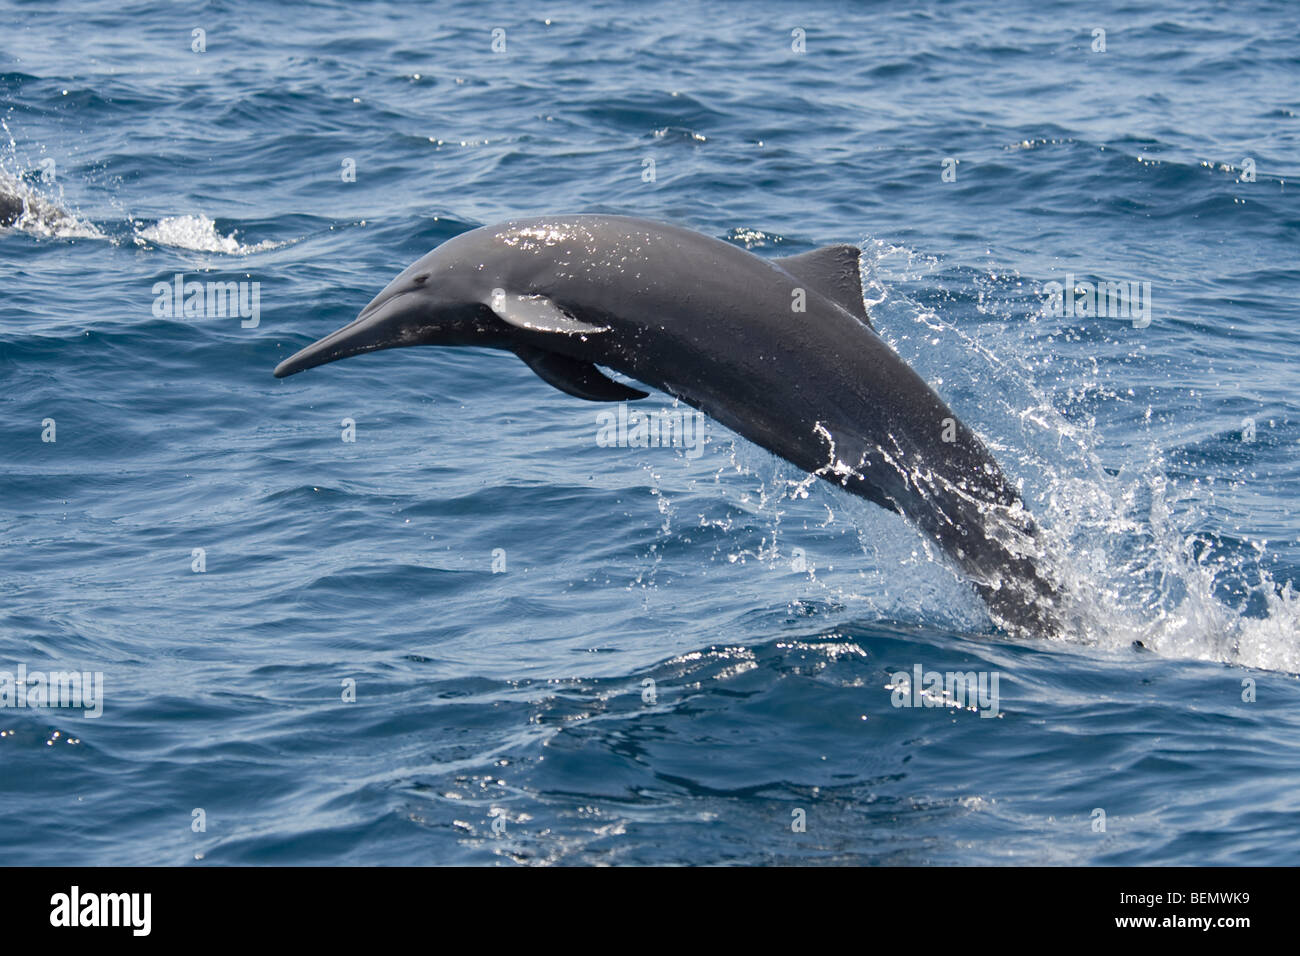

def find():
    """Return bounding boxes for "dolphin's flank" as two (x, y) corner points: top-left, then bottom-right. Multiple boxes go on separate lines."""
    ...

(274, 215), (1063, 635)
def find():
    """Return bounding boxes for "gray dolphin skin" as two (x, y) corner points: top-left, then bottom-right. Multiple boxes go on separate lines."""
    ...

(0, 190), (22, 227)
(274, 215), (1063, 635)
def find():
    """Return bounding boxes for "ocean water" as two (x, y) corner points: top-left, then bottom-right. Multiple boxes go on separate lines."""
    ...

(1, 0), (1298, 865)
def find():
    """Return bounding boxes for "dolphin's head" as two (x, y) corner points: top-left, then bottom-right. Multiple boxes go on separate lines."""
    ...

(273, 248), (504, 378)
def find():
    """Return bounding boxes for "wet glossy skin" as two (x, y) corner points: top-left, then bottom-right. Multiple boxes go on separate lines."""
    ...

(276, 216), (1062, 634)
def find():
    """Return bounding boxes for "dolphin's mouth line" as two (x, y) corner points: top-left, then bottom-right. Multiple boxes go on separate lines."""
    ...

(358, 288), (410, 319)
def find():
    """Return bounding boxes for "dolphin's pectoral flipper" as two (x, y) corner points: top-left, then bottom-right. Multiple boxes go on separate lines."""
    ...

(514, 344), (649, 402)
(773, 245), (871, 327)
(486, 292), (610, 335)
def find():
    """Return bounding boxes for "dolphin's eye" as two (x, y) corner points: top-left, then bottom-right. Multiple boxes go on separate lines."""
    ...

(412, 273), (429, 286)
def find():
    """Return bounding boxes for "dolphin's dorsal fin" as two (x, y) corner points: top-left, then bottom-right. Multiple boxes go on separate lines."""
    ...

(514, 344), (649, 402)
(486, 291), (609, 335)
(774, 245), (871, 327)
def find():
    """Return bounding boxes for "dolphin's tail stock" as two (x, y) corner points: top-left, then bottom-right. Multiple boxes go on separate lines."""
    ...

(820, 394), (1065, 637)
(960, 506), (1065, 638)
(903, 465), (1066, 638)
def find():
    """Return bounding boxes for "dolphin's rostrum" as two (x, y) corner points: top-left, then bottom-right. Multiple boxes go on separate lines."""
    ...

(275, 215), (1063, 635)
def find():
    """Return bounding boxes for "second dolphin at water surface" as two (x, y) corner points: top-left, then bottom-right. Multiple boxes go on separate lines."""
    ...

(275, 215), (1064, 635)
(0, 191), (21, 227)
(0, 176), (83, 232)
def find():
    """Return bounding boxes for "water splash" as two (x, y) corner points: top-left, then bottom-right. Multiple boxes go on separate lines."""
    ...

(857, 238), (1300, 673)
(133, 213), (281, 255)
(0, 132), (103, 239)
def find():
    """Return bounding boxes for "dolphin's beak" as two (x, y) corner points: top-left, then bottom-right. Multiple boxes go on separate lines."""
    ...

(273, 291), (415, 378)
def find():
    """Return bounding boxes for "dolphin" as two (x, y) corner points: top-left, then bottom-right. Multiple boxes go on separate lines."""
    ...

(274, 215), (1063, 635)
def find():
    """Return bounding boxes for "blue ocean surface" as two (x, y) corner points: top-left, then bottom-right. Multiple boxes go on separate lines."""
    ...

(1, 0), (1298, 865)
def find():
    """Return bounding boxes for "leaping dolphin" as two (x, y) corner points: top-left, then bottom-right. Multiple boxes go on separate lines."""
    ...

(274, 215), (1062, 635)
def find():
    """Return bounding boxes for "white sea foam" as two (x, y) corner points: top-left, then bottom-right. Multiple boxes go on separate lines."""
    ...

(134, 213), (280, 255)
